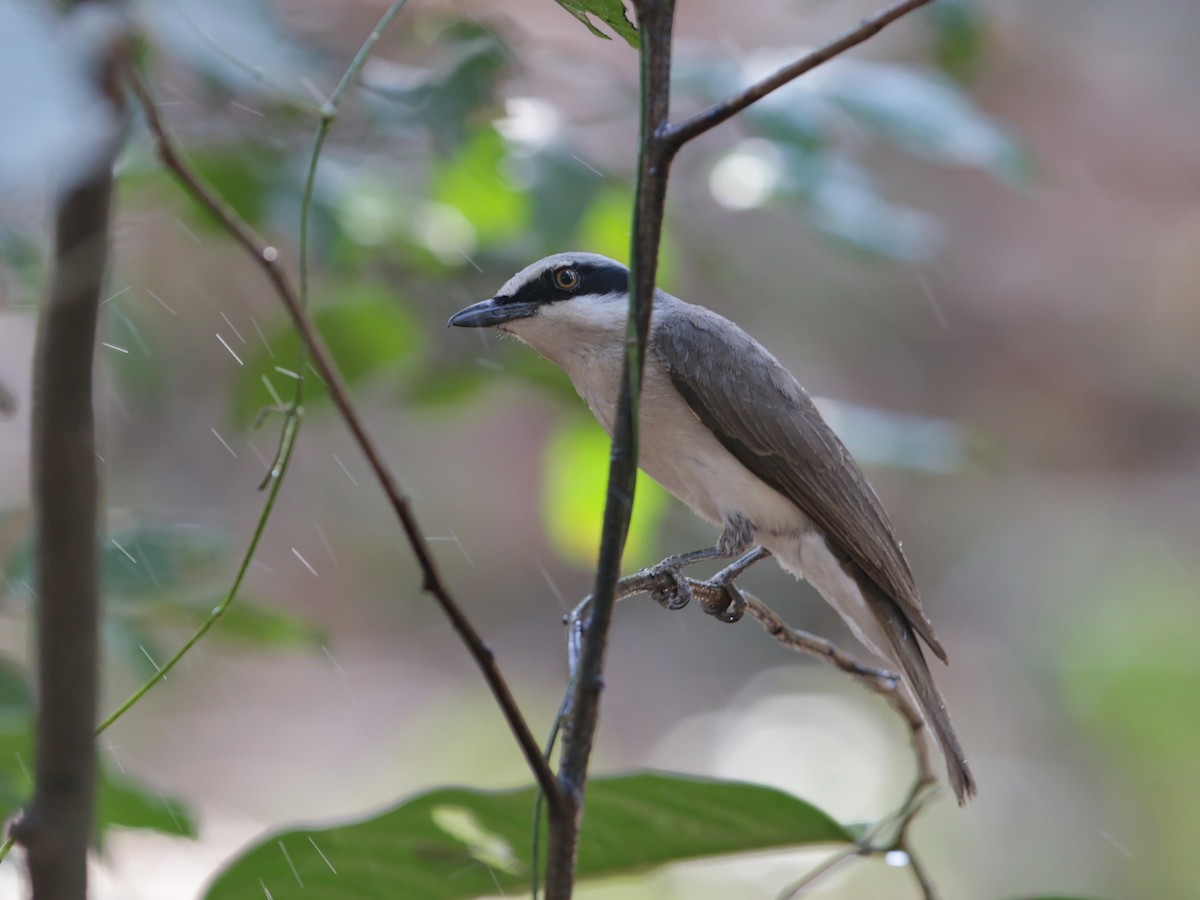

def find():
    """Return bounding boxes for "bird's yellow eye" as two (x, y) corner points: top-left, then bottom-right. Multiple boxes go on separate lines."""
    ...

(554, 267), (580, 290)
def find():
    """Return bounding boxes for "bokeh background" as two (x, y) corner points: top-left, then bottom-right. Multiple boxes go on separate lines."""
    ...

(3, 0), (1200, 897)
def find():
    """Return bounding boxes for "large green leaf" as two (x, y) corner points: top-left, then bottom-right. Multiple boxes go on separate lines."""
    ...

(205, 772), (852, 899)
(553, 0), (638, 48)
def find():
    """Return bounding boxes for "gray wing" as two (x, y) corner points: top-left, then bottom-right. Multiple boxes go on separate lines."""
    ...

(655, 303), (947, 663)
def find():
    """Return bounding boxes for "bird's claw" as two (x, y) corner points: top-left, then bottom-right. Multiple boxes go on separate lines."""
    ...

(699, 580), (746, 624)
(646, 563), (691, 610)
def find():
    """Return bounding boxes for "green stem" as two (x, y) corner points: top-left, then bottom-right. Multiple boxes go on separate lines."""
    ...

(96, 412), (300, 735)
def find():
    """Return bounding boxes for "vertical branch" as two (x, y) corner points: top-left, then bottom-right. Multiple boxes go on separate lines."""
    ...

(10, 6), (125, 895)
(547, 0), (941, 894)
(545, 2), (678, 896)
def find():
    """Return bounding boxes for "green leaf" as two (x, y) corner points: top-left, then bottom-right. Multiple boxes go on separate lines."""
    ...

(554, 0), (639, 48)
(197, 600), (325, 648)
(525, 145), (606, 254)
(0, 657), (29, 726)
(3, 522), (227, 604)
(234, 284), (422, 425)
(97, 773), (198, 840)
(0, 727), (32, 822)
(205, 772), (852, 899)
(541, 417), (669, 569)
(429, 126), (527, 250)
(0, 720), (196, 841)
(576, 189), (678, 289)
(365, 23), (510, 153)
(185, 146), (289, 231)
(929, 0), (990, 81)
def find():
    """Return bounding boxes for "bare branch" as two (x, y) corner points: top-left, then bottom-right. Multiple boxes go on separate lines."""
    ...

(666, 0), (936, 149)
(123, 66), (565, 819)
(571, 567), (940, 898)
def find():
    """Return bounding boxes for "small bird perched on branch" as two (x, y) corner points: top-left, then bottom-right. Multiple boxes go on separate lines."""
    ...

(449, 252), (975, 803)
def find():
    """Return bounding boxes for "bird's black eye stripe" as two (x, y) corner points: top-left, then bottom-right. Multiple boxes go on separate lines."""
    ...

(500, 262), (629, 307)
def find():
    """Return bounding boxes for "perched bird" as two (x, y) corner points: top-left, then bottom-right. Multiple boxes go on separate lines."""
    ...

(449, 252), (975, 802)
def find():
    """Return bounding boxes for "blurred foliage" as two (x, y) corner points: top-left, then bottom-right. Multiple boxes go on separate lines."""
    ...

(542, 417), (669, 569)
(0, 0), (120, 198)
(205, 772), (851, 899)
(0, 656), (197, 844)
(235, 283), (422, 425)
(1054, 554), (1200, 898)
(362, 22), (510, 153)
(927, 0), (991, 81)
(0, 2), (1078, 895)
(677, 51), (1025, 261)
(2, 521), (326, 680)
(137, 0), (323, 102)
(554, 0), (639, 47)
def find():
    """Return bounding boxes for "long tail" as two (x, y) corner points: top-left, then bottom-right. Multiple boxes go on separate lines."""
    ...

(863, 577), (977, 804)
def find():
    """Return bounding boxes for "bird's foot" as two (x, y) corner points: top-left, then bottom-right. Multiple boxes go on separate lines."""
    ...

(696, 578), (746, 624)
(643, 560), (692, 611)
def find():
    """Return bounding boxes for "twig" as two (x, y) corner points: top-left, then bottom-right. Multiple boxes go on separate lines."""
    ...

(9, 4), (126, 892)
(665, 0), (937, 149)
(124, 28), (564, 818)
(589, 567), (933, 789)
(543, 2), (678, 896)
(774, 845), (861, 900)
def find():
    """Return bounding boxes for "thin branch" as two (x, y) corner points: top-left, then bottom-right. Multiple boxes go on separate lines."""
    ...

(543, 1), (678, 895)
(666, 0), (936, 149)
(124, 45), (565, 818)
(569, 567), (939, 899)
(583, 567), (933, 790)
(774, 845), (862, 900)
(9, 5), (126, 892)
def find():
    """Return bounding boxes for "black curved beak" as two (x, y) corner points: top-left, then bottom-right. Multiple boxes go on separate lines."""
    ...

(447, 297), (538, 328)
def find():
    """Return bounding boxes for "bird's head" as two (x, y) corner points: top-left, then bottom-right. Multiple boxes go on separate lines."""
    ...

(448, 252), (631, 359)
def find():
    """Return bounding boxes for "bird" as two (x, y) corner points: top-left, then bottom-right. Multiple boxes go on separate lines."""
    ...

(448, 251), (975, 803)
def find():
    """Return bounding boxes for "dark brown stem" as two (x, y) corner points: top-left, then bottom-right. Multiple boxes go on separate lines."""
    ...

(18, 165), (110, 900)
(11, 6), (126, 891)
(124, 69), (565, 820)
(543, 2), (677, 896)
(665, 0), (937, 150)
